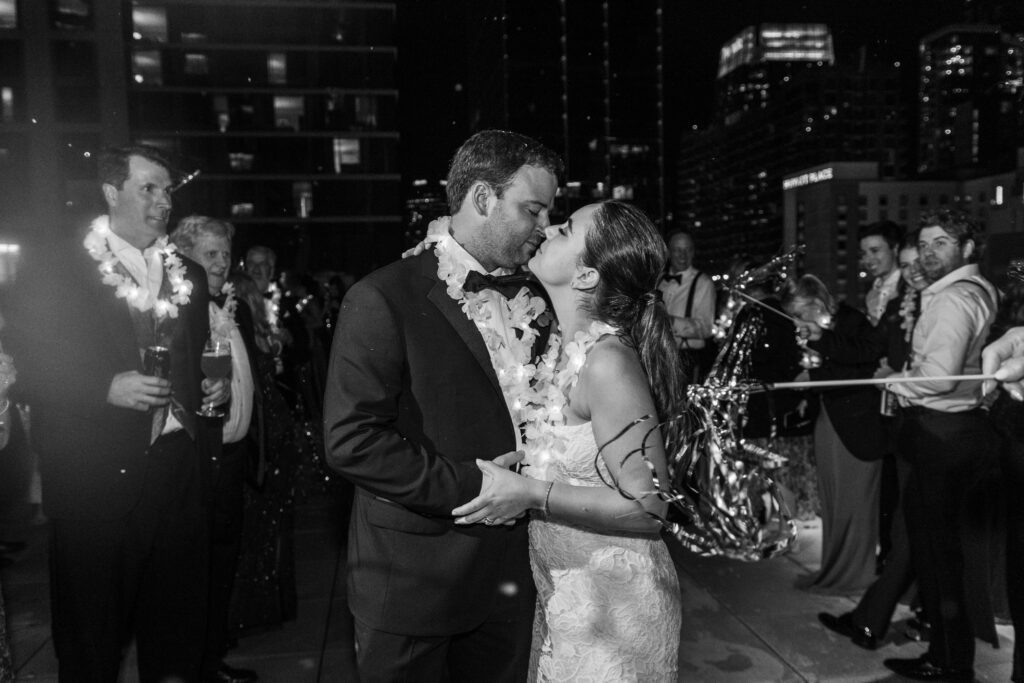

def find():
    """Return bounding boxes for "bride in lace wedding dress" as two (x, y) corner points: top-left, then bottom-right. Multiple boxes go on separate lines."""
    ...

(454, 200), (684, 682)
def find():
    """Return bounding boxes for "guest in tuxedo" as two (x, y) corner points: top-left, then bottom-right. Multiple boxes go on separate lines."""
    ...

(171, 216), (260, 683)
(8, 145), (229, 681)
(860, 220), (905, 326)
(324, 130), (561, 683)
(658, 231), (715, 382)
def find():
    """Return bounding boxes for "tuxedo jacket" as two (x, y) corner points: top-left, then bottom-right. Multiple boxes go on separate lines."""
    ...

(9, 237), (212, 521)
(324, 250), (535, 636)
(808, 304), (886, 461)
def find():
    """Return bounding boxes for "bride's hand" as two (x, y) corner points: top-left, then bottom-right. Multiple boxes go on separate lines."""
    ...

(452, 459), (542, 526)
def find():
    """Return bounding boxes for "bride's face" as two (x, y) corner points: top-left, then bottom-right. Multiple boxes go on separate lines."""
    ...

(528, 204), (597, 287)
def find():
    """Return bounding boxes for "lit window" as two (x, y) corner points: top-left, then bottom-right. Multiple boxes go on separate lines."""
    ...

(273, 96), (304, 130)
(1, 87), (12, 123)
(354, 95), (378, 128)
(133, 7), (167, 41)
(0, 243), (20, 284)
(132, 51), (163, 85)
(0, 0), (16, 29)
(267, 53), (287, 85)
(184, 53), (208, 75)
(51, 0), (92, 30)
(228, 153), (254, 171)
(333, 138), (360, 170)
(230, 203), (254, 217)
(294, 182), (312, 218)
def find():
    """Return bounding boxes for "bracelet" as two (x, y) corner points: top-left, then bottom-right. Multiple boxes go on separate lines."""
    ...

(542, 481), (554, 516)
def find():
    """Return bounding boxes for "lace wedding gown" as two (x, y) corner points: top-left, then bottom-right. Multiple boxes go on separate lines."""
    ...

(525, 329), (681, 682)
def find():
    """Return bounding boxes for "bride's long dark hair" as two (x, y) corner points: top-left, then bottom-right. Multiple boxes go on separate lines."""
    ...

(580, 200), (687, 452)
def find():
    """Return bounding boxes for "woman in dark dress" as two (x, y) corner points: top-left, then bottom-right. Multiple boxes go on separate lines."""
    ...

(783, 275), (886, 594)
(227, 273), (307, 633)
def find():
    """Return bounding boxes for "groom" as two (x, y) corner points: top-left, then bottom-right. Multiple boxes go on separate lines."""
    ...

(324, 130), (561, 682)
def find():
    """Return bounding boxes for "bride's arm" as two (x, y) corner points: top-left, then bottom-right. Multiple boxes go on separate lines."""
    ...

(552, 341), (669, 532)
(453, 341), (670, 534)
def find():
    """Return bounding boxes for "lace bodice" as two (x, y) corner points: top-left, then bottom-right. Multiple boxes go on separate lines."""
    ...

(523, 326), (681, 682)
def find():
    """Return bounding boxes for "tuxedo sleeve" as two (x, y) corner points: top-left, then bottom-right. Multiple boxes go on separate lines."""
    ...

(6, 256), (124, 420)
(323, 279), (483, 516)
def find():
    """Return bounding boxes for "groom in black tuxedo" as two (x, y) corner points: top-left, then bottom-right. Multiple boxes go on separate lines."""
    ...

(9, 145), (228, 681)
(325, 130), (561, 682)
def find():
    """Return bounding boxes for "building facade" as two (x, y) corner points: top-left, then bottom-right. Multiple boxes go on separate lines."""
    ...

(917, 23), (1024, 176)
(0, 0), (399, 275)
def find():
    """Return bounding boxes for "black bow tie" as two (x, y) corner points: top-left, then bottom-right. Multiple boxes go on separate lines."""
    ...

(462, 271), (540, 300)
(662, 273), (683, 285)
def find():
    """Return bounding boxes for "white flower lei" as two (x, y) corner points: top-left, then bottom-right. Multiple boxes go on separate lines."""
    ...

(264, 282), (282, 330)
(434, 235), (549, 426)
(211, 282), (238, 340)
(898, 286), (917, 342)
(84, 215), (192, 319)
(520, 320), (618, 481)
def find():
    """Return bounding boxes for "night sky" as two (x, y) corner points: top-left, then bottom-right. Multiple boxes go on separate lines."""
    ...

(397, 0), (966, 182)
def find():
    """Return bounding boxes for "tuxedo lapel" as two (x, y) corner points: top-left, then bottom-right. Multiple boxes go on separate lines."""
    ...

(83, 255), (142, 372)
(421, 256), (503, 399)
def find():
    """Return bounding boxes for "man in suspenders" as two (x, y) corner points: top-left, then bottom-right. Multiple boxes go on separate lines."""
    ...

(658, 231), (716, 382)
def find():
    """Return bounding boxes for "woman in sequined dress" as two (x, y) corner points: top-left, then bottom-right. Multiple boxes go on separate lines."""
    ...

(453, 201), (685, 682)
(226, 273), (306, 633)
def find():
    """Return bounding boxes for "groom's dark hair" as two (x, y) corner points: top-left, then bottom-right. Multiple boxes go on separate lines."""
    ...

(445, 130), (563, 214)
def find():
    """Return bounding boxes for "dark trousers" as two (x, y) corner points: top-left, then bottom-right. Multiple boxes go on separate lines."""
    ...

(353, 609), (533, 683)
(1001, 436), (1024, 681)
(852, 454), (914, 637)
(49, 431), (209, 683)
(202, 440), (248, 675)
(899, 408), (999, 671)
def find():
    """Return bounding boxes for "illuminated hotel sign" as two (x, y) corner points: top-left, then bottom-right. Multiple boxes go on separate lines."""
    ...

(783, 167), (833, 190)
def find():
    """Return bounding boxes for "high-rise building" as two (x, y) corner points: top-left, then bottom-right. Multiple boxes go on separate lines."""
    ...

(715, 23), (835, 126)
(917, 23), (1024, 176)
(465, 0), (668, 226)
(0, 0), (130, 256)
(127, 1), (400, 273)
(0, 1), (400, 275)
(677, 53), (909, 271)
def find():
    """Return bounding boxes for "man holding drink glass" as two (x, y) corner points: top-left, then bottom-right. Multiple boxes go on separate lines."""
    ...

(9, 145), (229, 681)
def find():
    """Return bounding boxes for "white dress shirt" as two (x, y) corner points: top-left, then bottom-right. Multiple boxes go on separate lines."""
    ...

(888, 263), (997, 413)
(658, 267), (715, 350)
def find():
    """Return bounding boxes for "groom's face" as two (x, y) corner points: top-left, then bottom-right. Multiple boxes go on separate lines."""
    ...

(483, 164), (557, 269)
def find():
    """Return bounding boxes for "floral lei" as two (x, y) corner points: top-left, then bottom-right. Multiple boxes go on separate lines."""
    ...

(520, 320), (619, 481)
(434, 235), (549, 426)
(84, 215), (192, 319)
(898, 286), (917, 342)
(211, 282), (238, 339)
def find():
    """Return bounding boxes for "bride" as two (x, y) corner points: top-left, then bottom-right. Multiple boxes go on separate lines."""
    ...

(452, 200), (685, 681)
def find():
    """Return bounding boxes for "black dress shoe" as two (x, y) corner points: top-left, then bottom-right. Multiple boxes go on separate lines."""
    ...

(884, 656), (974, 681)
(207, 662), (258, 683)
(817, 612), (878, 650)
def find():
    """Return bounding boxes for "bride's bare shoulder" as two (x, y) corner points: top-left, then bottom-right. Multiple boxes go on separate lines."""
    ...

(580, 335), (647, 392)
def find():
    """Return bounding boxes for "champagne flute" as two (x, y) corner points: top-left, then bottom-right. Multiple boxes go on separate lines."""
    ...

(198, 336), (231, 418)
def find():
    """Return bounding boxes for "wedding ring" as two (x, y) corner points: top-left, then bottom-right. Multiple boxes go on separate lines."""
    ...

(483, 517), (495, 525)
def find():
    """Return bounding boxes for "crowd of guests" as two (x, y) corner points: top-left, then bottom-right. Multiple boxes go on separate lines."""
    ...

(0, 145), (349, 683)
(2, 136), (1024, 683)
(668, 214), (1017, 682)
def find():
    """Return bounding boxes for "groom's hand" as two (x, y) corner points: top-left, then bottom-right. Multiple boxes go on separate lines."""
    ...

(452, 459), (541, 526)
